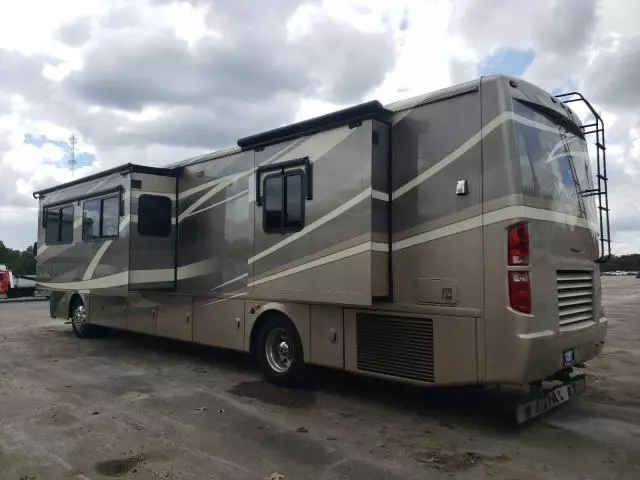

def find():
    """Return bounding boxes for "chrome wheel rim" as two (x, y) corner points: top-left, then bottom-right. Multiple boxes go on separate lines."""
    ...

(72, 304), (87, 329)
(265, 327), (293, 373)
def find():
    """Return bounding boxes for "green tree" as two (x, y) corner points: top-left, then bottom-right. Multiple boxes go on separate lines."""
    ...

(600, 254), (640, 272)
(0, 241), (36, 275)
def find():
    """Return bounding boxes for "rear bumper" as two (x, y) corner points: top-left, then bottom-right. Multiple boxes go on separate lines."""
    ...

(488, 317), (607, 385)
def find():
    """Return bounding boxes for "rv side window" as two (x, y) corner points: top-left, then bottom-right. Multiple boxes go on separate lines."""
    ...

(83, 195), (120, 241)
(44, 205), (74, 245)
(60, 206), (74, 243)
(138, 195), (172, 237)
(263, 171), (305, 233)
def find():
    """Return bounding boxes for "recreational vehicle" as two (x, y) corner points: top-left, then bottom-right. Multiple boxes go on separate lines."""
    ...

(34, 76), (610, 421)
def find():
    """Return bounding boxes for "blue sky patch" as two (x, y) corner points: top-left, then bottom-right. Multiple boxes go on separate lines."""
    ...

(477, 48), (535, 78)
(23, 133), (96, 167)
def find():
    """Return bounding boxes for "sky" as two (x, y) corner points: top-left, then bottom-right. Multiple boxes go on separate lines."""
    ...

(0, 0), (638, 253)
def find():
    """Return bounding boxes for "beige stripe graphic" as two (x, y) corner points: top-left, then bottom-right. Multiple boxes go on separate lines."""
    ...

(210, 273), (248, 291)
(200, 291), (247, 307)
(248, 241), (372, 287)
(393, 111), (514, 200)
(392, 112), (566, 200)
(180, 126), (356, 222)
(81, 215), (131, 280)
(248, 187), (372, 264)
(393, 205), (592, 252)
(371, 190), (390, 202)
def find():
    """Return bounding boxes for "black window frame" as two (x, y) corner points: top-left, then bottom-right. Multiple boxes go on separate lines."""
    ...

(256, 157), (312, 235)
(262, 171), (306, 234)
(43, 204), (75, 245)
(138, 194), (173, 238)
(83, 194), (121, 241)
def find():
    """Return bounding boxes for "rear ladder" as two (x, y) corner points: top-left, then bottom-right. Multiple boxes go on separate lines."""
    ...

(555, 92), (611, 262)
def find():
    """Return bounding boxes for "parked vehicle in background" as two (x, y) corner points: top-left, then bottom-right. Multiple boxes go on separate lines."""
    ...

(0, 265), (37, 298)
(34, 75), (611, 422)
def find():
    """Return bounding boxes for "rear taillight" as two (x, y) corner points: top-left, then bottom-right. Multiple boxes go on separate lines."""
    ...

(509, 271), (531, 314)
(508, 223), (529, 266)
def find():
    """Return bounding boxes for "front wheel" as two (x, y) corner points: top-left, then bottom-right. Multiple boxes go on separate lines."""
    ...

(256, 315), (305, 387)
(70, 299), (99, 338)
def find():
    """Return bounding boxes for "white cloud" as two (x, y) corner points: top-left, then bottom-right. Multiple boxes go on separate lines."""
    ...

(0, 0), (638, 256)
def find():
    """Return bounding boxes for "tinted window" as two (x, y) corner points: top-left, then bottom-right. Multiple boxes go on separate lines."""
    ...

(44, 205), (74, 245)
(60, 206), (74, 243)
(514, 101), (594, 221)
(83, 195), (119, 240)
(83, 199), (101, 240)
(45, 209), (61, 244)
(264, 175), (283, 232)
(263, 171), (304, 233)
(285, 173), (303, 230)
(102, 196), (119, 237)
(138, 195), (172, 237)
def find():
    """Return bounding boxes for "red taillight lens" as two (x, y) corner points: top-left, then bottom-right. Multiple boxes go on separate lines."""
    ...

(508, 223), (529, 266)
(0, 272), (8, 295)
(509, 271), (531, 314)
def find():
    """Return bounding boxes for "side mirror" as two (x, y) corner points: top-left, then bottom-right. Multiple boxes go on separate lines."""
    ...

(33, 241), (38, 258)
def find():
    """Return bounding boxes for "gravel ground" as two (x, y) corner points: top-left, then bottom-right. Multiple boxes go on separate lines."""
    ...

(0, 277), (638, 479)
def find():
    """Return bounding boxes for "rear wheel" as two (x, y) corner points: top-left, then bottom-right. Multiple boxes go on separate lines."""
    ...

(256, 315), (305, 387)
(70, 298), (99, 338)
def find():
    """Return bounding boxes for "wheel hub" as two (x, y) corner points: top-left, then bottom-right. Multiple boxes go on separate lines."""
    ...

(72, 305), (87, 328)
(265, 328), (294, 373)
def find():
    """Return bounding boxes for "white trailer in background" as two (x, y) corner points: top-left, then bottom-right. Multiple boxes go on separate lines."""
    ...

(0, 265), (38, 299)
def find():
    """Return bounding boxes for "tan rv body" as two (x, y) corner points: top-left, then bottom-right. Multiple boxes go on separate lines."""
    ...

(35, 76), (607, 387)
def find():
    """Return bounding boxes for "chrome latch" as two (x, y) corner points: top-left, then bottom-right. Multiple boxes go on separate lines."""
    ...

(456, 179), (468, 195)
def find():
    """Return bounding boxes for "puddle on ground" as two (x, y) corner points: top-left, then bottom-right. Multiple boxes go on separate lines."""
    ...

(94, 454), (146, 476)
(227, 380), (315, 408)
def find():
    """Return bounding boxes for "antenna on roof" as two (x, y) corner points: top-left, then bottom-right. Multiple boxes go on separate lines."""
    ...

(68, 134), (77, 177)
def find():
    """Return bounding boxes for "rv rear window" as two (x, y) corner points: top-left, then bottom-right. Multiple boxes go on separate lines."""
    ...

(83, 195), (120, 241)
(44, 205), (74, 245)
(138, 195), (172, 237)
(263, 171), (305, 233)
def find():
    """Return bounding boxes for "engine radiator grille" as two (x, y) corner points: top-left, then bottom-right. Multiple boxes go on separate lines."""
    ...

(557, 270), (594, 327)
(356, 314), (434, 383)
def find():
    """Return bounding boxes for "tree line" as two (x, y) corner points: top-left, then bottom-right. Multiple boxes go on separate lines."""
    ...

(600, 254), (640, 272)
(0, 241), (37, 276)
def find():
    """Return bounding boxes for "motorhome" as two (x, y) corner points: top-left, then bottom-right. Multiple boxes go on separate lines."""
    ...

(34, 76), (610, 421)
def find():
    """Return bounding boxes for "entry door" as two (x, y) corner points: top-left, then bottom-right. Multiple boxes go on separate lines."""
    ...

(129, 173), (177, 290)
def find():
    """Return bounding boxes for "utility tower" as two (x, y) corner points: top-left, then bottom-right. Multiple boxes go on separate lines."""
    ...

(68, 134), (77, 177)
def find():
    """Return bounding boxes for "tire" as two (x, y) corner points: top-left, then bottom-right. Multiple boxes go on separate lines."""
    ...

(256, 315), (305, 387)
(70, 298), (99, 338)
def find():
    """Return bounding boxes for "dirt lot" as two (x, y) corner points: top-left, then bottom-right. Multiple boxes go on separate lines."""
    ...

(1, 277), (639, 479)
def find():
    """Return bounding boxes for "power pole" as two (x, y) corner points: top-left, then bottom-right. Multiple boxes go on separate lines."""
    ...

(68, 134), (77, 177)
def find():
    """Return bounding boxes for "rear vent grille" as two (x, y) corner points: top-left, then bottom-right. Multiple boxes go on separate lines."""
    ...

(356, 314), (434, 383)
(557, 270), (594, 327)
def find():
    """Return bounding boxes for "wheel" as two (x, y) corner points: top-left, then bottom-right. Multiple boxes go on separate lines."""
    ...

(70, 298), (99, 338)
(256, 315), (305, 386)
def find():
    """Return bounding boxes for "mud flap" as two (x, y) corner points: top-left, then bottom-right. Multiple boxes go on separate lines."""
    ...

(516, 374), (586, 424)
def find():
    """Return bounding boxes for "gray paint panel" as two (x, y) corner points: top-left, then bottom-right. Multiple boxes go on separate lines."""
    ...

(392, 145), (482, 236)
(38, 171), (131, 289)
(253, 124), (370, 254)
(390, 91), (481, 190)
(253, 233), (371, 283)
(253, 198), (371, 277)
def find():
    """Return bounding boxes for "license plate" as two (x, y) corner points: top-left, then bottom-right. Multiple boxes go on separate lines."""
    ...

(516, 375), (586, 424)
(563, 349), (575, 366)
